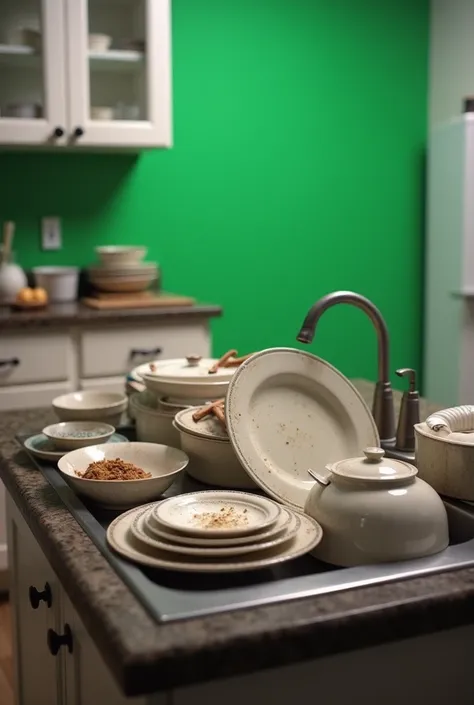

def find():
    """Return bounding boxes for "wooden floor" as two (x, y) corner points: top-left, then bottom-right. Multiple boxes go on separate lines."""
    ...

(0, 600), (13, 705)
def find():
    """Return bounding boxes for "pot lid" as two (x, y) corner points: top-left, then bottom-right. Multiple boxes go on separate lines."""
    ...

(174, 407), (229, 441)
(330, 447), (417, 482)
(142, 357), (236, 384)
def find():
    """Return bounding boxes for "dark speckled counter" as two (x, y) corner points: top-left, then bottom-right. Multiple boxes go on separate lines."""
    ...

(0, 301), (222, 330)
(3, 383), (474, 697)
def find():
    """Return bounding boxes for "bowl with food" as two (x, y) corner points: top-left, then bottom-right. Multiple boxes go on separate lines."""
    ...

(57, 442), (189, 509)
(42, 421), (115, 451)
(52, 391), (128, 426)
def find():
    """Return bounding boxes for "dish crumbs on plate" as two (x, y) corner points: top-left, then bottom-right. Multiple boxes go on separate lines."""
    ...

(76, 458), (151, 481)
(193, 506), (249, 529)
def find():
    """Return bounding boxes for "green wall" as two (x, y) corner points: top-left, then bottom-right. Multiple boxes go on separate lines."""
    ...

(0, 0), (429, 388)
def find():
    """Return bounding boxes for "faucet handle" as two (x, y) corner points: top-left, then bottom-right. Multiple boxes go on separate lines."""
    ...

(396, 368), (416, 392)
(395, 368), (420, 452)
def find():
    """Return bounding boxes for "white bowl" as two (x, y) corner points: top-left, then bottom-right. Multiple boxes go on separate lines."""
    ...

(95, 246), (147, 268)
(88, 264), (158, 278)
(42, 421), (115, 451)
(57, 442), (188, 509)
(130, 391), (181, 447)
(32, 267), (79, 302)
(53, 391), (128, 426)
(173, 422), (256, 490)
(88, 34), (112, 52)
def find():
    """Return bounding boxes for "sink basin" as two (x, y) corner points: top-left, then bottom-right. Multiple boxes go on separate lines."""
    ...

(31, 439), (474, 622)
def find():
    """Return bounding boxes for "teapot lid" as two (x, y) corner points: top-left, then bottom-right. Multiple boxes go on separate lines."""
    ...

(330, 447), (417, 482)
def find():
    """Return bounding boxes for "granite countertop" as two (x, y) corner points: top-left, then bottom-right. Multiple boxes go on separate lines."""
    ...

(2, 382), (474, 697)
(0, 301), (222, 330)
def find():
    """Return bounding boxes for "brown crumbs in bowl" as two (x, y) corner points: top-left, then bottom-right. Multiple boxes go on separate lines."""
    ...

(76, 458), (152, 481)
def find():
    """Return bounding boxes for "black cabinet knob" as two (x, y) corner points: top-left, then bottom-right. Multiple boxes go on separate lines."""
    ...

(53, 127), (64, 138)
(29, 583), (52, 609)
(0, 358), (20, 368)
(47, 624), (73, 655)
(73, 127), (84, 138)
(129, 347), (162, 361)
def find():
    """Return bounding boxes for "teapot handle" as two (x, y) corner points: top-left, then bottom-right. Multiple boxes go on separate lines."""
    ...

(307, 468), (331, 486)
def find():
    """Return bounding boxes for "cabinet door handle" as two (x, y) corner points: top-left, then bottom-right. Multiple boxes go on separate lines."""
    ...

(29, 582), (52, 609)
(73, 126), (84, 138)
(53, 127), (64, 138)
(0, 358), (20, 368)
(129, 347), (162, 361)
(47, 624), (73, 655)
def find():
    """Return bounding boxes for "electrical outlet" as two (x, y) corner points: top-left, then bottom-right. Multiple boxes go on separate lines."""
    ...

(41, 217), (62, 250)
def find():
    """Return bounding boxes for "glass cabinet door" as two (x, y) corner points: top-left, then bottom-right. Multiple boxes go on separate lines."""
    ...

(0, 0), (67, 145)
(66, 0), (171, 148)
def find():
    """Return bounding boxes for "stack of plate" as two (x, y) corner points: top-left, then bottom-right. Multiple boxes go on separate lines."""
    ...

(107, 490), (323, 573)
(88, 246), (159, 293)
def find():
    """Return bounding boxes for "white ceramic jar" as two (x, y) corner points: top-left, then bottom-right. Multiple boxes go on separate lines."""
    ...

(33, 266), (79, 302)
(304, 447), (449, 567)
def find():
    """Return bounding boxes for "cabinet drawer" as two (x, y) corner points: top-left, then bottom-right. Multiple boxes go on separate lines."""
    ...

(0, 333), (70, 386)
(80, 322), (210, 378)
(0, 381), (72, 411)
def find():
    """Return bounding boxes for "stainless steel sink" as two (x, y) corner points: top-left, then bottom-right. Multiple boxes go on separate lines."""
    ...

(28, 444), (474, 623)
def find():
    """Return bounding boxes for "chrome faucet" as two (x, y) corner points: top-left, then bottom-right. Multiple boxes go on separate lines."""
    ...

(296, 291), (396, 447)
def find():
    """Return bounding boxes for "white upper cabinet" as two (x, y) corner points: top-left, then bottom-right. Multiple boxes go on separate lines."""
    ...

(0, 0), (172, 150)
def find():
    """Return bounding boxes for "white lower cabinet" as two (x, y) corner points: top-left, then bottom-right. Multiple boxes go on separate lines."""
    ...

(0, 320), (212, 411)
(6, 495), (155, 705)
(7, 497), (62, 705)
(60, 592), (138, 705)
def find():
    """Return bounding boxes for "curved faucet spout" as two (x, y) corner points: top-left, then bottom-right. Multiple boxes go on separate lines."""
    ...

(296, 290), (395, 444)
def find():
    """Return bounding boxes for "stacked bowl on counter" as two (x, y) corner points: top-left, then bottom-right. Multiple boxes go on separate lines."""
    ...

(88, 246), (159, 293)
(130, 355), (249, 488)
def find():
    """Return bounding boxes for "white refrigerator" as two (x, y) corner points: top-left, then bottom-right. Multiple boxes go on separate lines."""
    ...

(424, 113), (474, 406)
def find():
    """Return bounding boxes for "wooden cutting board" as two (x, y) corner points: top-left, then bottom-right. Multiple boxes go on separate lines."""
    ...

(81, 293), (196, 310)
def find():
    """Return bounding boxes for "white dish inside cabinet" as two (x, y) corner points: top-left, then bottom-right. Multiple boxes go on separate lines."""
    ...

(0, 0), (171, 150)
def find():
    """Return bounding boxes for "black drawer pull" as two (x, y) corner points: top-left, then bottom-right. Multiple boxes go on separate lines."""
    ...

(129, 347), (162, 361)
(0, 358), (19, 368)
(29, 583), (52, 609)
(47, 624), (73, 655)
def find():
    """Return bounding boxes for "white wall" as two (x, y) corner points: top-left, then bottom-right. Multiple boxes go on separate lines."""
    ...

(430, 0), (474, 125)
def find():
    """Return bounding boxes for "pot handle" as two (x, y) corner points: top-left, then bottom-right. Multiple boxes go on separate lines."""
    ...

(307, 468), (331, 486)
(426, 406), (474, 435)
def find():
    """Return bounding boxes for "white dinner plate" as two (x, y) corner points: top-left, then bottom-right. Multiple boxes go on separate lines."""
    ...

(23, 433), (128, 462)
(152, 490), (281, 537)
(107, 504), (323, 573)
(226, 347), (379, 510)
(131, 506), (300, 557)
(145, 505), (292, 547)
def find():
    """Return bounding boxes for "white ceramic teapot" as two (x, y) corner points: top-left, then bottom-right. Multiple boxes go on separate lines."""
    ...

(304, 447), (449, 567)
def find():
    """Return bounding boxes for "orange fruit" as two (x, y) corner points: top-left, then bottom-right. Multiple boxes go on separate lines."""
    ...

(33, 287), (48, 304)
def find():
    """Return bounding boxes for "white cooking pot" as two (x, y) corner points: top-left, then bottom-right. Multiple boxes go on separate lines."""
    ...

(130, 391), (181, 448)
(141, 357), (234, 401)
(415, 406), (474, 500)
(173, 407), (256, 489)
(304, 447), (449, 567)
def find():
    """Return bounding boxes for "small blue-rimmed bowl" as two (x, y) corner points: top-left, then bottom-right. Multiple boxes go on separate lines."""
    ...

(42, 421), (116, 451)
